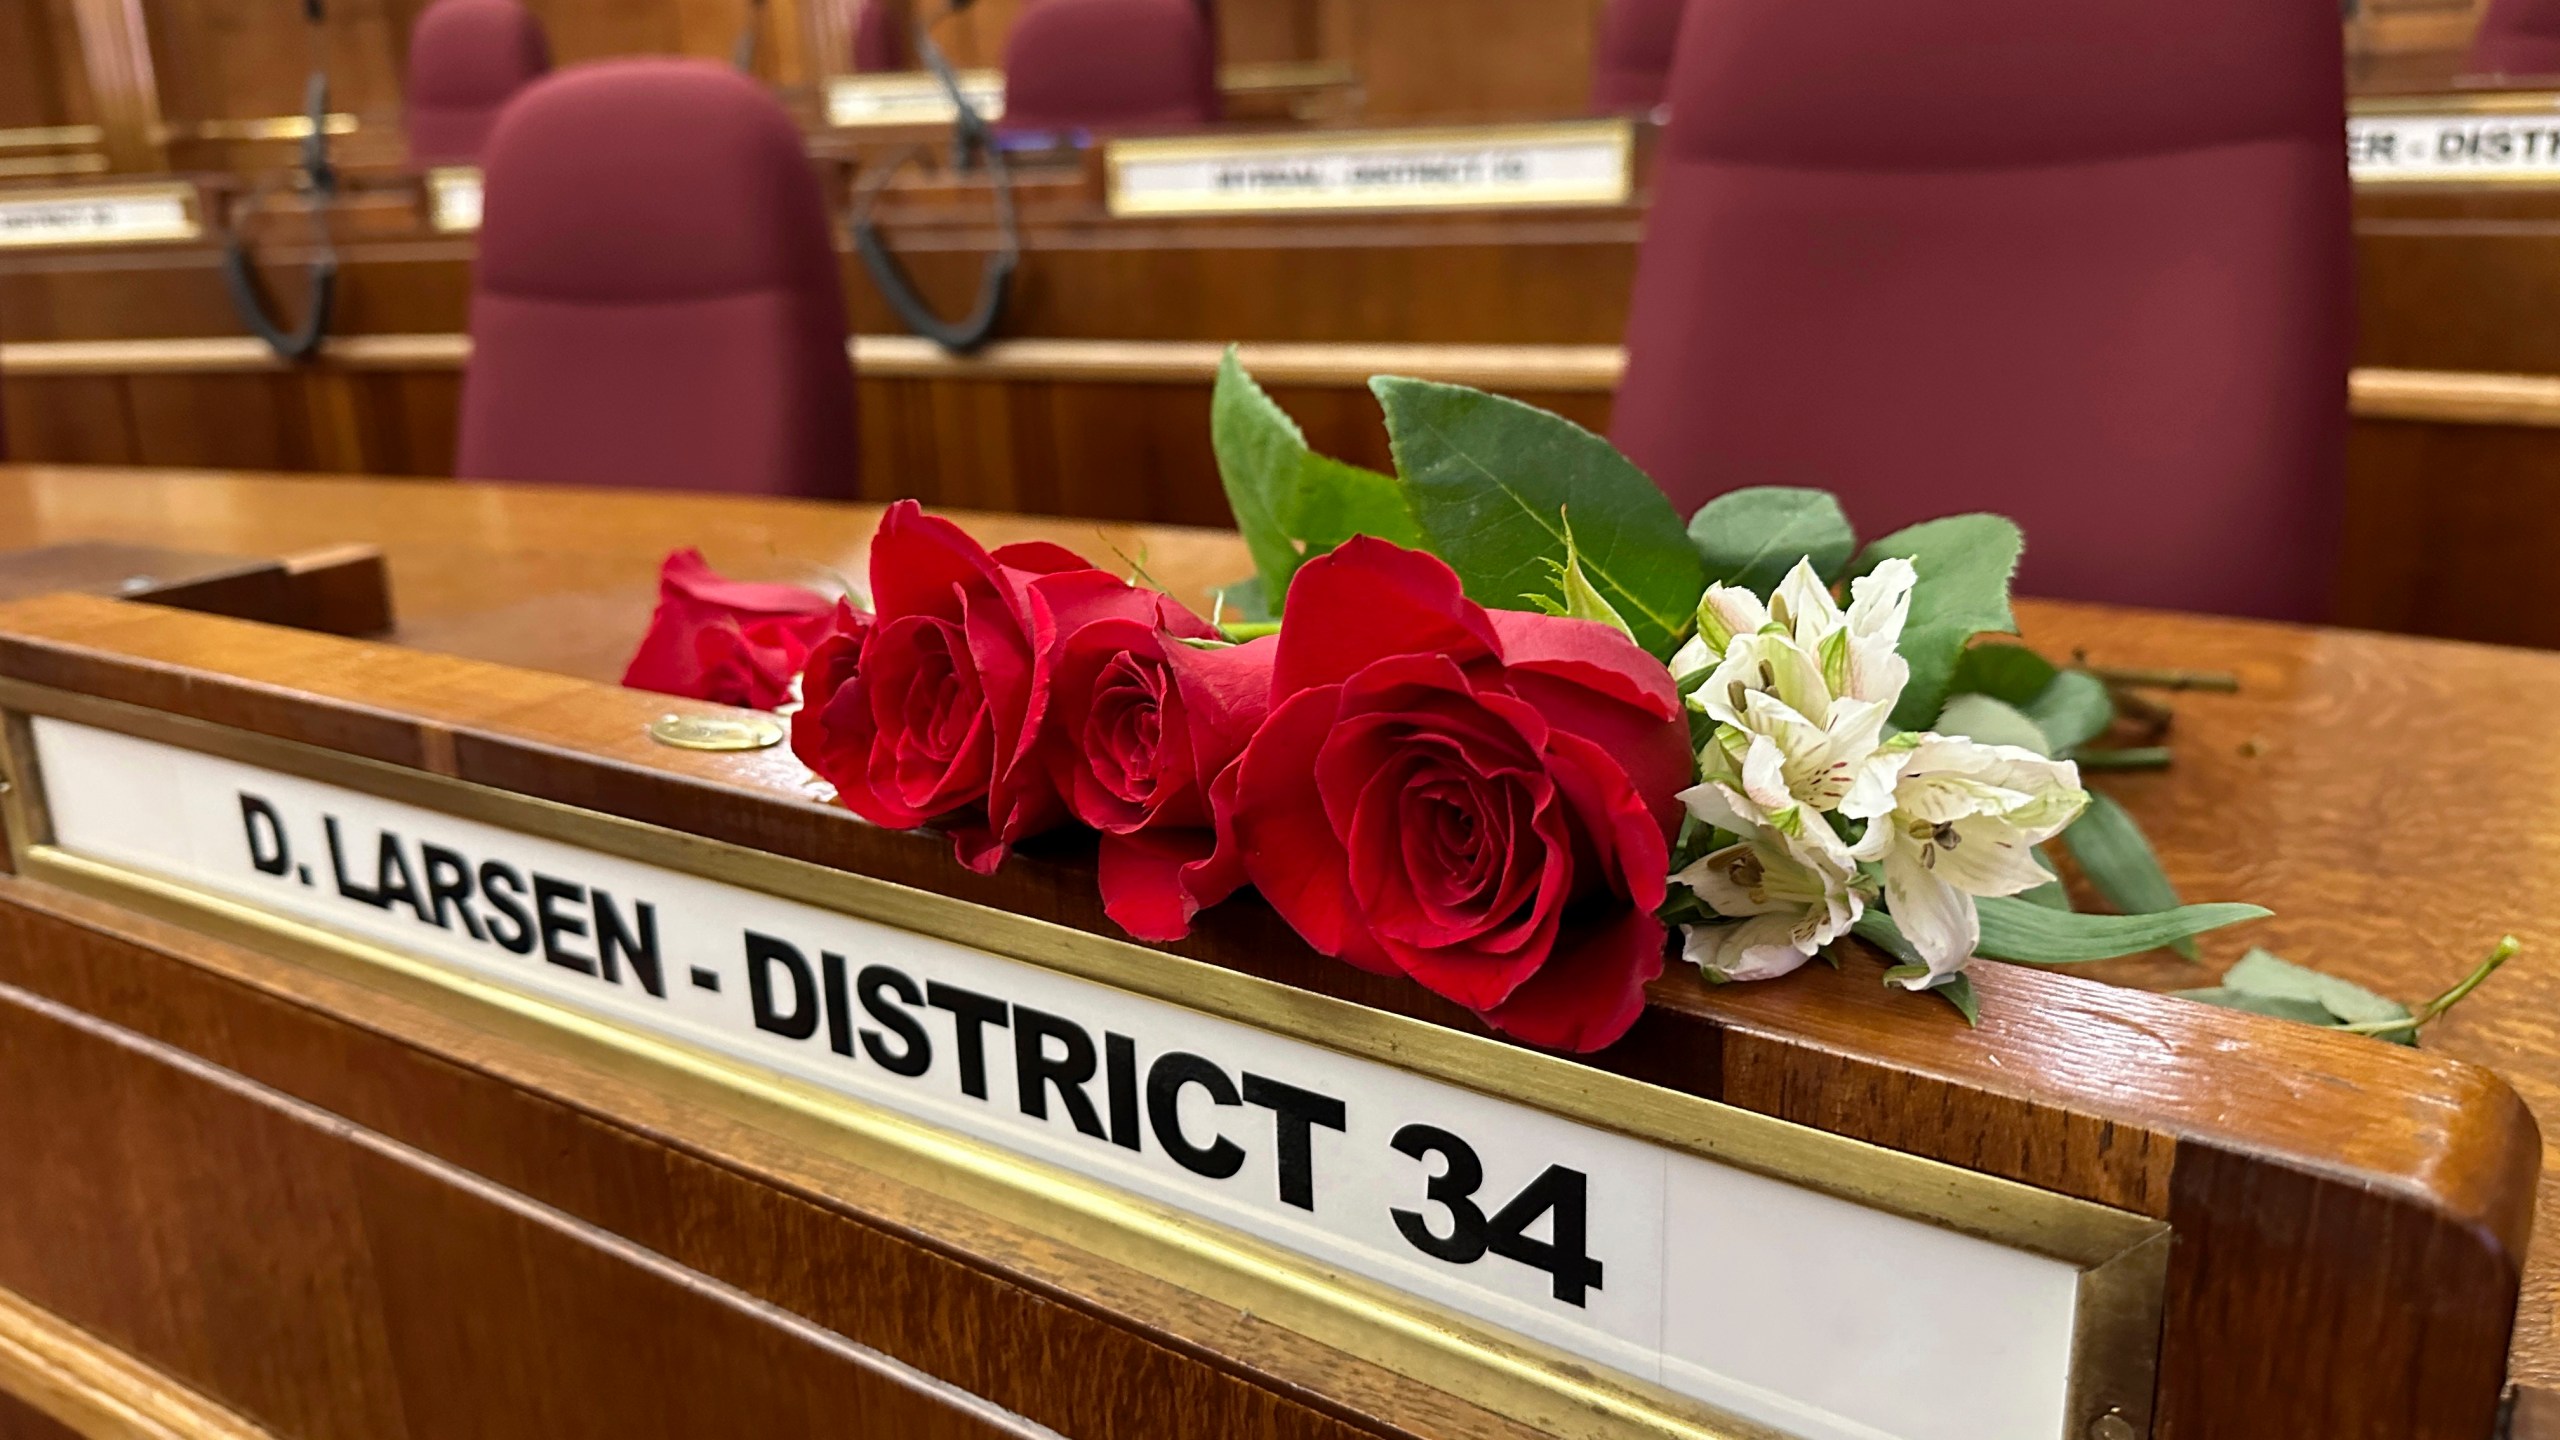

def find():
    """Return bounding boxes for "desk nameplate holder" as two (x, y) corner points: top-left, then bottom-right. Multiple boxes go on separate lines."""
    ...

(2351, 90), (2560, 183)
(0, 182), (200, 249)
(425, 167), (482, 234)
(826, 71), (1009, 130)
(0, 680), (2165, 1440)
(1104, 120), (1636, 217)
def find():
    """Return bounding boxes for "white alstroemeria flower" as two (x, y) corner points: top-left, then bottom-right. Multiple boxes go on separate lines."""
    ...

(1764, 556), (1916, 707)
(1687, 619), (1895, 822)
(1675, 830), (1868, 982)
(1843, 733), (2089, 987)
(1670, 582), (1778, 683)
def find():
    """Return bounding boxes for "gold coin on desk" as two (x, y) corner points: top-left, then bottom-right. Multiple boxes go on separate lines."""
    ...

(648, 712), (785, 752)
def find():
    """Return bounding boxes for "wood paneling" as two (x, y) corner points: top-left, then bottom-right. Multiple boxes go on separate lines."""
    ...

(0, 0), (97, 137)
(0, 584), (2536, 1438)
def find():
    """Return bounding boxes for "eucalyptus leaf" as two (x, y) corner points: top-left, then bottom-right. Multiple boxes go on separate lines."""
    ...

(2058, 792), (2192, 956)
(1935, 693), (2051, 756)
(2214, 949), (2409, 1029)
(1949, 643), (2058, 707)
(1686, 487), (1856, 595)
(2171, 987), (2342, 1028)
(1850, 515), (2023, 730)
(1973, 895), (2268, 963)
(2026, 670), (2115, 754)
(1372, 375), (1704, 657)
(1211, 350), (1419, 605)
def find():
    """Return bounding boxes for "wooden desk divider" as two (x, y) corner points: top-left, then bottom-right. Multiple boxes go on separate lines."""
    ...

(0, 593), (2532, 1440)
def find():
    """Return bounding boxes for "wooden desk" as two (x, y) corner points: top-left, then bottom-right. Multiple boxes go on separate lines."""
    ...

(2, 459), (2559, 1397)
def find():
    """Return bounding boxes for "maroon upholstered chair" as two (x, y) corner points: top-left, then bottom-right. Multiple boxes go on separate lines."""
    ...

(456, 60), (860, 497)
(2468, 0), (2560, 79)
(998, 0), (1220, 136)
(851, 0), (910, 71)
(1590, 0), (1687, 114)
(1611, 0), (2351, 620)
(404, 0), (551, 167)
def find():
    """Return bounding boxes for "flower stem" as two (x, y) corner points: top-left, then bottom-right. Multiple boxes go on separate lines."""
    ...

(2083, 665), (2240, 693)
(2328, 936), (2521, 1037)
(1221, 620), (1283, 642)
(2074, 746), (2175, 770)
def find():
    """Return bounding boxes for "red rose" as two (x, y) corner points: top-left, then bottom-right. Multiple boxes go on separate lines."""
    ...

(793, 501), (1163, 872)
(1046, 616), (1272, 942)
(622, 548), (836, 710)
(1227, 539), (1692, 1052)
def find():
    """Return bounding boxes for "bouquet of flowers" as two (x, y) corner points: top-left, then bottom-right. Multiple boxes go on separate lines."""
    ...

(624, 349), (2512, 1051)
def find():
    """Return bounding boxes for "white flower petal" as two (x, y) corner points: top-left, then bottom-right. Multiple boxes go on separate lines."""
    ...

(1698, 585), (1770, 654)
(1882, 844), (1980, 979)
(1684, 915), (1819, 983)
(1771, 559), (1844, 648)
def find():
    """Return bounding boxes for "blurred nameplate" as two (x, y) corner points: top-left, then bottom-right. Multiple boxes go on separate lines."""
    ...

(427, 166), (482, 233)
(826, 71), (1007, 129)
(16, 711), (2166, 1440)
(2351, 96), (2560, 181)
(0, 182), (199, 248)
(1105, 120), (1634, 217)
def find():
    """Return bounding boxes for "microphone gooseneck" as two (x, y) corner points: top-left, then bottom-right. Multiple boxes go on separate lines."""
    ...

(850, 4), (1019, 354)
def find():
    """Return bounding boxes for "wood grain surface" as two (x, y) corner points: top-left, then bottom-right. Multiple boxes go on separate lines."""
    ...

(0, 466), (2540, 1435)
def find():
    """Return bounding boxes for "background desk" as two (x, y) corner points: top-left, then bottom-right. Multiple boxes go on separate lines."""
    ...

(1, 460), (2558, 1405)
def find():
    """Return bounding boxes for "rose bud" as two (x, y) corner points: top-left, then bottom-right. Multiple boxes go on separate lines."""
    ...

(621, 548), (837, 710)
(1227, 538), (1693, 1053)
(1045, 613), (1270, 942)
(794, 501), (1163, 873)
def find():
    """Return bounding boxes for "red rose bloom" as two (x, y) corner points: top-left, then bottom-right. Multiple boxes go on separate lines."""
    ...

(793, 501), (1164, 873)
(1046, 617), (1271, 942)
(622, 548), (837, 710)
(1227, 539), (1692, 1052)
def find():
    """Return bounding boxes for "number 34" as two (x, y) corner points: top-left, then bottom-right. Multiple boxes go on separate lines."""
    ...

(1389, 1124), (1604, 1307)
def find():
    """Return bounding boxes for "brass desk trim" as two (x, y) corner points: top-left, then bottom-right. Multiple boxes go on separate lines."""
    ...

(0, 682), (2170, 1440)
(0, 1282), (276, 1440)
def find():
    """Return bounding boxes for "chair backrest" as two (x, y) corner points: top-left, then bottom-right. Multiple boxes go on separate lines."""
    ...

(999, 0), (1219, 136)
(1590, 0), (1687, 113)
(851, 0), (909, 72)
(404, 0), (551, 167)
(2468, 0), (2560, 79)
(456, 59), (860, 497)
(1610, 0), (2351, 620)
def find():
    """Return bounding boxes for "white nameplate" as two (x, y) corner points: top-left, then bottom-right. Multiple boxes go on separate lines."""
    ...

(2350, 107), (2560, 181)
(30, 716), (2111, 1440)
(426, 166), (482, 233)
(0, 183), (199, 248)
(1105, 120), (1634, 217)
(826, 70), (1007, 129)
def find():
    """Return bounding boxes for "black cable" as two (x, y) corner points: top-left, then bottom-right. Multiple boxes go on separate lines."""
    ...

(849, 9), (1018, 354)
(221, 3), (338, 361)
(732, 0), (768, 72)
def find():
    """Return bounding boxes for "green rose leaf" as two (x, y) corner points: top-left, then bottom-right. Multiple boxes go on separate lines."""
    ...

(2058, 791), (2193, 956)
(1372, 375), (1704, 658)
(1850, 515), (2023, 731)
(1211, 349), (1420, 607)
(1686, 486), (1856, 595)
(1973, 895), (2269, 963)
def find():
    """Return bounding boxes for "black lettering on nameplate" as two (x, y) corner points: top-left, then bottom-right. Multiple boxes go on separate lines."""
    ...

(1389, 1123), (1603, 1306)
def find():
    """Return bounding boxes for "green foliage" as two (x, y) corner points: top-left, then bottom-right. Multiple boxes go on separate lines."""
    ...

(1371, 375), (1704, 657)
(1945, 642), (2113, 754)
(1686, 487), (1856, 596)
(2026, 671), (2115, 753)
(1209, 574), (1273, 625)
(1210, 350), (1420, 608)
(2015, 847), (2073, 911)
(1881, 966), (1981, 1024)
(1948, 643), (2057, 706)
(1525, 513), (1635, 639)
(1848, 516), (2023, 730)
(1972, 895), (2268, 963)
(1934, 693), (2052, 756)
(2059, 792), (2193, 956)
(2177, 950), (2412, 1044)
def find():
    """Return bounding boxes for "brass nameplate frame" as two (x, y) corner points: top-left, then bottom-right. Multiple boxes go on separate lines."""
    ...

(1104, 120), (1636, 217)
(826, 70), (1008, 129)
(0, 182), (200, 249)
(0, 683), (2167, 1440)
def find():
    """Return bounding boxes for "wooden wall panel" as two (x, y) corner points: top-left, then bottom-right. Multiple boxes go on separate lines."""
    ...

(0, 0), (98, 135)
(1331, 0), (1606, 122)
(0, 1392), (83, 1440)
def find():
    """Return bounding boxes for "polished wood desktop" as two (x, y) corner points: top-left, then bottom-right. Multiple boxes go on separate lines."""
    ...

(0, 459), (2538, 1439)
